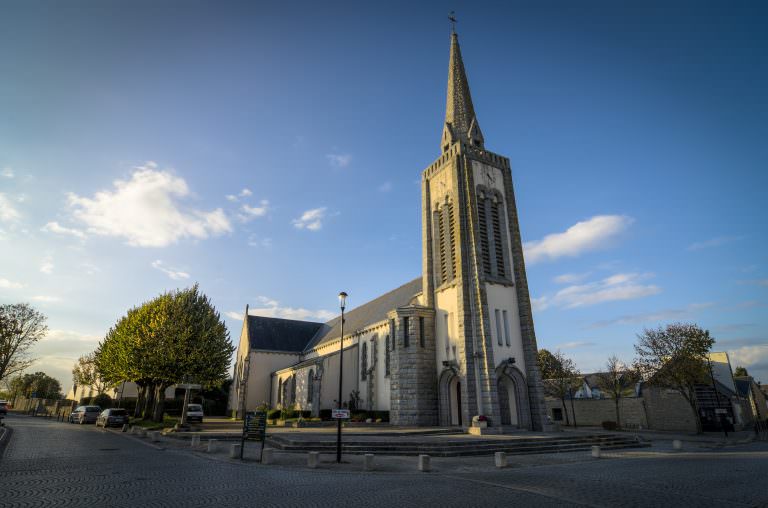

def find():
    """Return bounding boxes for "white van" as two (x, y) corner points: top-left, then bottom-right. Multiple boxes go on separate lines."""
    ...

(186, 404), (204, 423)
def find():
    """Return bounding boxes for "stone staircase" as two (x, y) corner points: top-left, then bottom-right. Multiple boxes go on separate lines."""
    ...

(267, 433), (650, 457)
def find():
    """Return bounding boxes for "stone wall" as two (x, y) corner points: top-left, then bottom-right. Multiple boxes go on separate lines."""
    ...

(545, 398), (648, 429)
(642, 388), (699, 433)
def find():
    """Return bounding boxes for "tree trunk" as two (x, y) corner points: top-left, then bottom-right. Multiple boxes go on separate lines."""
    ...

(134, 384), (146, 419)
(152, 385), (167, 423)
(615, 398), (621, 429)
(143, 384), (156, 420)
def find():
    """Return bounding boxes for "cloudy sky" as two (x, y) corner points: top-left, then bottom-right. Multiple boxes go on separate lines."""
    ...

(1, 1), (766, 391)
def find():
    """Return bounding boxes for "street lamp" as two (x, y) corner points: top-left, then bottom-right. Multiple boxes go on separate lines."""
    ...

(336, 291), (347, 463)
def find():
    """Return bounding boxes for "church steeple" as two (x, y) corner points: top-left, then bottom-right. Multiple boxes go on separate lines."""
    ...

(442, 32), (484, 153)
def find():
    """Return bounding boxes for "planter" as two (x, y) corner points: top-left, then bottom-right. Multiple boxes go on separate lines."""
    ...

(472, 421), (488, 429)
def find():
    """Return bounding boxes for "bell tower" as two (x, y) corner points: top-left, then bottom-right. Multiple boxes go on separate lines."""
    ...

(423, 31), (548, 431)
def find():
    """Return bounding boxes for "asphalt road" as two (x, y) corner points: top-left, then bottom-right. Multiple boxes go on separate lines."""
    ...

(1, 414), (766, 507)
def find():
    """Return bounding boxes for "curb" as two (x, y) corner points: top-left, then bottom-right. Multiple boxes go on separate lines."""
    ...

(0, 425), (13, 460)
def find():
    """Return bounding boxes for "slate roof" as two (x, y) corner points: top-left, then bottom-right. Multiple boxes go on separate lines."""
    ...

(734, 377), (752, 398)
(302, 277), (423, 351)
(246, 315), (323, 353)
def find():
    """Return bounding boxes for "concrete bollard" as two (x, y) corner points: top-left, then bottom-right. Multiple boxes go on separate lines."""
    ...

(230, 443), (241, 459)
(150, 431), (161, 443)
(673, 439), (682, 451)
(418, 454), (431, 472)
(494, 451), (508, 468)
(591, 446), (601, 458)
(191, 435), (200, 447)
(307, 451), (319, 469)
(364, 453), (374, 471)
(261, 448), (274, 464)
(207, 439), (218, 453)
(121, 424), (129, 433)
(140, 428), (148, 438)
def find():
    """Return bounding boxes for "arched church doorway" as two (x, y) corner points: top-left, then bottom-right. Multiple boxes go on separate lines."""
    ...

(495, 363), (532, 430)
(450, 377), (462, 426)
(498, 376), (519, 426)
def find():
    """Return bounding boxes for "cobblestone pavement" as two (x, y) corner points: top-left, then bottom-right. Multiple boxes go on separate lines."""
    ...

(1, 414), (767, 507)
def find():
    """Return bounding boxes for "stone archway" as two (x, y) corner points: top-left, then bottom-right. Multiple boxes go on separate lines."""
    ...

(496, 363), (532, 430)
(438, 368), (462, 427)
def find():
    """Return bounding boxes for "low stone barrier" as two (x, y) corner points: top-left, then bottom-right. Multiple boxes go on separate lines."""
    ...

(207, 439), (218, 453)
(307, 451), (319, 469)
(230, 443), (241, 458)
(418, 454), (431, 472)
(364, 454), (374, 471)
(494, 451), (507, 468)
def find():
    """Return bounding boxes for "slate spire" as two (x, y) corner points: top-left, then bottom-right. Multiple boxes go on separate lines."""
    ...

(442, 32), (484, 153)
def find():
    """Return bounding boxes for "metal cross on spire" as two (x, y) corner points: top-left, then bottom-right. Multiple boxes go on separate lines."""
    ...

(448, 11), (457, 33)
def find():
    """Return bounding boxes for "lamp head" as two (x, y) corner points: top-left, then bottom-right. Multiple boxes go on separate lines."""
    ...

(338, 291), (348, 310)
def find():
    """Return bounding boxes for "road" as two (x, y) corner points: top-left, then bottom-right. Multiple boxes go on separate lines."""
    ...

(1, 414), (766, 507)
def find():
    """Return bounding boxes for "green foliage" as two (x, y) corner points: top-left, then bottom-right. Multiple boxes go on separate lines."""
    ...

(537, 349), (564, 380)
(10, 371), (62, 399)
(594, 355), (640, 429)
(73, 352), (114, 395)
(90, 393), (113, 408)
(734, 366), (749, 377)
(538, 349), (581, 426)
(0, 303), (48, 383)
(266, 408), (281, 420)
(634, 322), (715, 433)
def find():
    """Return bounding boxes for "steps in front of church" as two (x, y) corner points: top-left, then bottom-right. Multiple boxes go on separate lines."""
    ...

(266, 433), (650, 457)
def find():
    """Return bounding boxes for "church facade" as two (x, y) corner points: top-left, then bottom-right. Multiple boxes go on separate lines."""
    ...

(229, 32), (548, 431)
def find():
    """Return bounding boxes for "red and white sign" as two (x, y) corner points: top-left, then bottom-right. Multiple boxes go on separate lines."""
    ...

(332, 409), (350, 419)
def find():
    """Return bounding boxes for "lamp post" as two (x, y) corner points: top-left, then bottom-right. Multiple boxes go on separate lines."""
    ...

(336, 291), (348, 463)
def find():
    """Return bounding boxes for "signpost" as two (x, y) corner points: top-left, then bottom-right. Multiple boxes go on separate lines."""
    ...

(178, 383), (202, 426)
(241, 410), (267, 461)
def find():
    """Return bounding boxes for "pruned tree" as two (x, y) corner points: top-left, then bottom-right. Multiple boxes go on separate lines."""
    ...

(634, 323), (714, 433)
(0, 303), (48, 383)
(10, 371), (62, 400)
(538, 349), (581, 426)
(733, 366), (749, 377)
(72, 352), (113, 399)
(594, 355), (639, 429)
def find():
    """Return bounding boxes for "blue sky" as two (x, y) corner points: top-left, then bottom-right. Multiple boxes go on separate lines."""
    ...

(1, 1), (766, 390)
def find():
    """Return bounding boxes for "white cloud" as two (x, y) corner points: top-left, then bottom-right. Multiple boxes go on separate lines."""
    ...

(80, 262), (100, 275)
(524, 215), (633, 264)
(553, 273), (590, 284)
(247, 235), (272, 248)
(225, 194), (238, 202)
(531, 296), (550, 312)
(234, 295), (335, 322)
(0, 277), (24, 289)
(727, 345), (768, 370)
(555, 341), (597, 349)
(30, 295), (60, 302)
(41, 221), (86, 240)
(687, 236), (742, 251)
(39, 255), (54, 274)
(292, 207), (327, 231)
(538, 272), (661, 310)
(240, 200), (270, 220)
(590, 302), (714, 328)
(0, 193), (21, 222)
(151, 260), (190, 280)
(66, 163), (232, 247)
(239, 188), (252, 197)
(1, 167), (13, 178)
(326, 153), (352, 168)
(378, 181), (393, 192)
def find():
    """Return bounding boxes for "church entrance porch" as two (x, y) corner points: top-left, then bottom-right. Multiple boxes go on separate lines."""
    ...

(495, 364), (532, 430)
(438, 368), (464, 427)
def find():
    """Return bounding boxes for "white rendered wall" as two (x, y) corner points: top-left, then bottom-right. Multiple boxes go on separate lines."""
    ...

(434, 285), (459, 374)
(485, 283), (527, 376)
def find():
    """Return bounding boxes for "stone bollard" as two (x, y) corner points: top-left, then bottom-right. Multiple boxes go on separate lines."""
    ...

(673, 440), (682, 451)
(191, 435), (200, 447)
(121, 424), (129, 433)
(230, 443), (241, 459)
(140, 428), (148, 438)
(418, 454), (431, 472)
(364, 453), (374, 471)
(150, 431), (161, 443)
(307, 451), (319, 469)
(207, 440), (218, 453)
(261, 448), (274, 465)
(591, 446), (601, 458)
(494, 452), (508, 468)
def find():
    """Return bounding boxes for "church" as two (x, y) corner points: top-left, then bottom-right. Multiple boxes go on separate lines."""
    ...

(229, 31), (548, 431)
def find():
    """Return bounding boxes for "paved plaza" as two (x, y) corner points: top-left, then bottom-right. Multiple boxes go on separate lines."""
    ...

(1, 414), (767, 507)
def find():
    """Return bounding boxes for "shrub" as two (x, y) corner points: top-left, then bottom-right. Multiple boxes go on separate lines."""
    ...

(319, 409), (332, 420)
(602, 421), (618, 430)
(267, 409), (281, 420)
(90, 393), (113, 409)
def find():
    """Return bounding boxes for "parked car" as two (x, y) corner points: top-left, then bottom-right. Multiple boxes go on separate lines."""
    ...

(96, 408), (129, 428)
(69, 405), (101, 424)
(0, 400), (8, 416)
(186, 404), (204, 423)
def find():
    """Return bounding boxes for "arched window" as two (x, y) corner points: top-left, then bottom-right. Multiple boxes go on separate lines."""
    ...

(307, 369), (314, 404)
(477, 187), (509, 280)
(385, 335), (391, 376)
(289, 374), (297, 405)
(361, 342), (368, 381)
(277, 378), (283, 405)
(433, 197), (457, 286)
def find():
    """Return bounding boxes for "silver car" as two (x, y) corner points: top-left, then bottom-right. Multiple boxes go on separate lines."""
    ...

(69, 405), (101, 424)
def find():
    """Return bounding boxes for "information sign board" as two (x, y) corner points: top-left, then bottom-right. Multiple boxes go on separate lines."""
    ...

(332, 409), (350, 419)
(241, 410), (268, 460)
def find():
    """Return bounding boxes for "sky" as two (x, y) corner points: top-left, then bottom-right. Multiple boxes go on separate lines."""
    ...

(1, 0), (766, 392)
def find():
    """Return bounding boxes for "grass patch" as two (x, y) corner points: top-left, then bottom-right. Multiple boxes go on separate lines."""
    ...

(129, 415), (179, 430)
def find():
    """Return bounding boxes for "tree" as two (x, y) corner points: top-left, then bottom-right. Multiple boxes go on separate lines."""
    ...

(538, 349), (581, 426)
(634, 323), (714, 433)
(9, 371), (62, 400)
(594, 355), (639, 429)
(734, 366), (749, 377)
(72, 352), (113, 399)
(0, 303), (48, 383)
